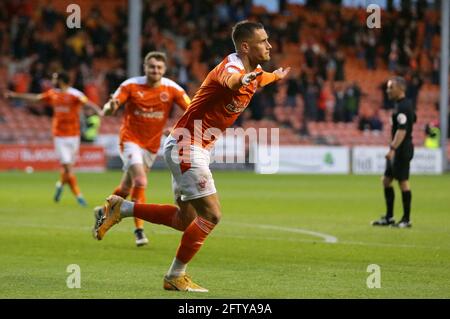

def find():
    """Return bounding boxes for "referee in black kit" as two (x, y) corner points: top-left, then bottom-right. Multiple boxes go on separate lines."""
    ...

(372, 76), (416, 228)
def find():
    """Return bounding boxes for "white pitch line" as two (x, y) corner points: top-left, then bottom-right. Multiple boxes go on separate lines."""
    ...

(225, 221), (338, 244)
(0, 220), (449, 250)
(0, 220), (338, 243)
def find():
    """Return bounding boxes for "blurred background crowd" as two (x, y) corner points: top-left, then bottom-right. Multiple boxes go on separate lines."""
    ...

(0, 0), (448, 149)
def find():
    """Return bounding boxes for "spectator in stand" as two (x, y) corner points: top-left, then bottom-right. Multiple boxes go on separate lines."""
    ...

(344, 82), (361, 122)
(248, 91), (264, 121)
(0, 0), (444, 142)
(431, 52), (440, 85)
(29, 62), (47, 93)
(105, 62), (127, 95)
(81, 107), (101, 144)
(326, 53), (337, 82)
(317, 50), (328, 81)
(333, 81), (346, 122)
(302, 42), (318, 69)
(364, 30), (377, 70)
(424, 120), (440, 149)
(300, 72), (321, 122)
(334, 49), (346, 81)
(0, 21), (5, 55)
(405, 71), (423, 110)
(388, 42), (399, 72)
(9, 67), (30, 107)
(317, 85), (330, 122)
(358, 108), (383, 132)
(260, 81), (278, 121)
(41, 0), (60, 31)
(86, 12), (112, 58)
(285, 74), (299, 108)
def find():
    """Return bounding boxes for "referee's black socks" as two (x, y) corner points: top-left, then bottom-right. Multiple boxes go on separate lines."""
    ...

(401, 190), (412, 221)
(384, 187), (395, 219)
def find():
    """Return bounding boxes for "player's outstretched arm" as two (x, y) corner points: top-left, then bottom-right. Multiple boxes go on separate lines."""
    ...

(273, 67), (291, 80)
(102, 95), (120, 116)
(85, 100), (104, 116)
(225, 71), (263, 90)
(224, 67), (290, 90)
(259, 67), (291, 87)
(4, 90), (43, 102)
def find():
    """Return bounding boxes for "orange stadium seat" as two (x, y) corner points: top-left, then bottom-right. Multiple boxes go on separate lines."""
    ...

(0, 2), (447, 154)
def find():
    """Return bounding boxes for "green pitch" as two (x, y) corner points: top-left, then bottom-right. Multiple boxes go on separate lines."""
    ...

(0, 170), (449, 298)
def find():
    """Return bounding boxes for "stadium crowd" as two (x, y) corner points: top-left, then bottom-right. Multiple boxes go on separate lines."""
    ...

(0, 0), (446, 139)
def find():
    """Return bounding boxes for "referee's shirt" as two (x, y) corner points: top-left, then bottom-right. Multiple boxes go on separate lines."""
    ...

(391, 97), (416, 155)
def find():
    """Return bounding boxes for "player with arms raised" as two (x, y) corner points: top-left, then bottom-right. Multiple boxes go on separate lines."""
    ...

(93, 21), (290, 292)
(100, 51), (191, 246)
(5, 72), (101, 206)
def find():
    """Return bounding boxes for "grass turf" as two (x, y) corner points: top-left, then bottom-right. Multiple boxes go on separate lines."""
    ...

(0, 170), (449, 298)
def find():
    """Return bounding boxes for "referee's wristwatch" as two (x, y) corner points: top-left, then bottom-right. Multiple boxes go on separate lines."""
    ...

(389, 144), (397, 151)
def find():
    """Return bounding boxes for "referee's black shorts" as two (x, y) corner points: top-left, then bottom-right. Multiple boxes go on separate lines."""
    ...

(384, 147), (414, 181)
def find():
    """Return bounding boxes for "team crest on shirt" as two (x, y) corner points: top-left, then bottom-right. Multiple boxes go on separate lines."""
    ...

(225, 99), (247, 114)
(197, 176), (208, 190)
(397, 113), (407, 125)
(160, 91), (169, 102)
(54, 106), (70, 113)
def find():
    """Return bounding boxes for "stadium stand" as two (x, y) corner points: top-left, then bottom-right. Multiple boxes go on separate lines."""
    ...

(0, 0), (448, 158)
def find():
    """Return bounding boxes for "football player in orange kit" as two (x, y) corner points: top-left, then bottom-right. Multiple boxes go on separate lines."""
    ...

(5, 72), (102, 206)
(100, 51), (190, 246)
(93, 21), (290, 291)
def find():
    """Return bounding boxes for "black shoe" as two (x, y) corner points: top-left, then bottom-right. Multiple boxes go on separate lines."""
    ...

(371, 216), (395, 226)
(391, 220), (412, 228)
(134, 229), (149, 247)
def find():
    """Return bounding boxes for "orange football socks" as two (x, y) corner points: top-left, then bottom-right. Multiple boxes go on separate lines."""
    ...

(60, 171), (69, 185)
(67, 174), (80, 196)
(113, 186), (130, 199)
(134, 203), (185, 231)
(59, 170), (81, 196)
(131, 187), (146, 229)
(175, 216), (216, 264)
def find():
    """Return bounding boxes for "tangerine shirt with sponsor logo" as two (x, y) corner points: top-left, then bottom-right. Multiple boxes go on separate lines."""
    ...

(113, 76), (190, 153)
(41, 88), (88, 137)
(173, 53), (277, 149)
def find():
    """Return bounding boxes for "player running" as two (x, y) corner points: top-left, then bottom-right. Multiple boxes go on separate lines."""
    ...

(93, 21), (290, 291)
(100, 51), (191, 246)
(5, 71), (102, 206)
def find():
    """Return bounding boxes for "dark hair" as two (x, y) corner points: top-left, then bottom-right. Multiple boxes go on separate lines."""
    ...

(391, 76), (406, 91)
(231, 20), (264, 51)
(144, 51), (167, 64)
(56, 71), (70, 84)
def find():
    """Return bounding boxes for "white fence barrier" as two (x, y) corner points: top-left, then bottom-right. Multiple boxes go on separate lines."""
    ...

(352, 146), (443, 174)
(97, 134), (443, 175)
(255, 145), (350, 174)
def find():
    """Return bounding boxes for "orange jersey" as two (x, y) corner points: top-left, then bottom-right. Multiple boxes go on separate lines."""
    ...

(173, 53), (277, 149)
(41, 88), (88, 137)
(113, 76), (190, 153)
